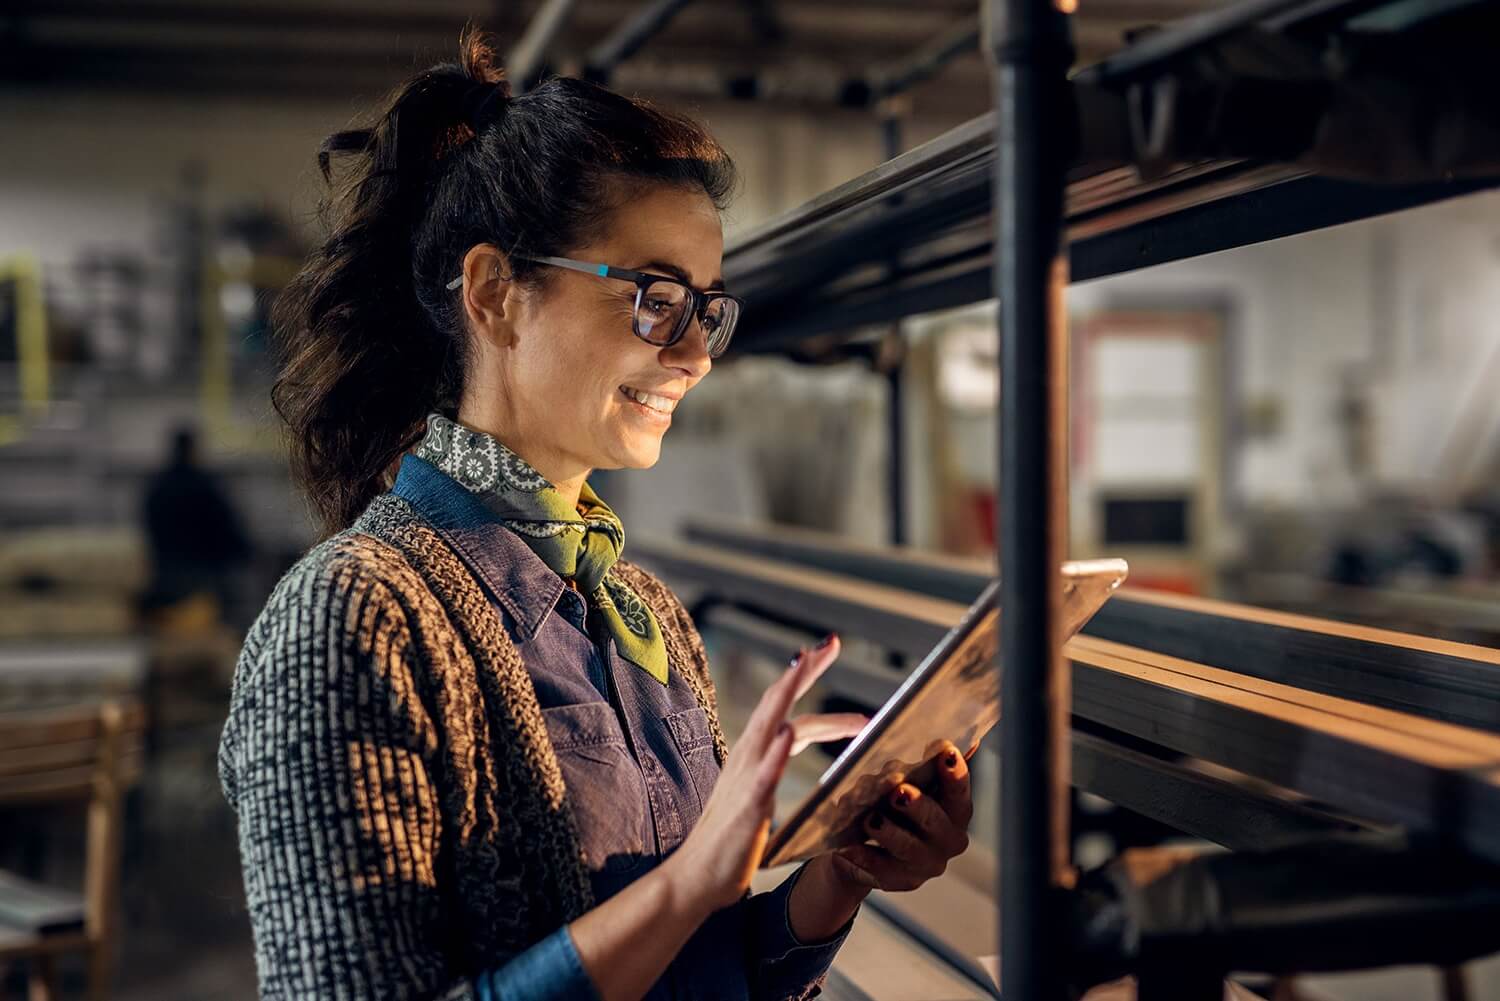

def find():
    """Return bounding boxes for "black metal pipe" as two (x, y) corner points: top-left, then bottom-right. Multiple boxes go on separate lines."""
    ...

(1071, 0), (1335, 87)
(883, 113), (908, 548)
(867, 15), (982, 102)
(508, 0), (581, 94)
(988, 0), (1073, 997)
(583, 0), (694, 82)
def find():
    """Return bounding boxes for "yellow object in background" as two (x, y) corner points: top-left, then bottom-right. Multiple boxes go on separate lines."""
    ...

(0, 255), (49, 445)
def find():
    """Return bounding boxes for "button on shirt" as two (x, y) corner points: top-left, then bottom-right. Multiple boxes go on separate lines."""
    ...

(391, 455), (853, 1000)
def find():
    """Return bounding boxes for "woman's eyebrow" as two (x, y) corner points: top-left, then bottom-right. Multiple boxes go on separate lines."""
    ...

(637, 259), (725, 292)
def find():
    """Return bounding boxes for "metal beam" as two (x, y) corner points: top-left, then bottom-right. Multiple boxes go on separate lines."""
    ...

(702, 604), (1368, 851)
(508, 0), (582, 92)
(1071, 0), (1367, 87)
(1069, 730), (1369, 850)
(584, 0), (695, 82)
(724, 168), (1500, 351)
(866, 15), (982, 102)
(630, 537), (1500, 865)
(681, 519), (1500, 734)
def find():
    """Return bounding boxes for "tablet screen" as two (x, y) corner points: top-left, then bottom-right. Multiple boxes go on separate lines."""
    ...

(761, 559), (1128, 868)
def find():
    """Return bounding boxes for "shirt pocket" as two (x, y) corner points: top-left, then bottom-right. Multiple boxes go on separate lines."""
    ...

(664, 706), (721, 818)
(542, 702), (650, 875)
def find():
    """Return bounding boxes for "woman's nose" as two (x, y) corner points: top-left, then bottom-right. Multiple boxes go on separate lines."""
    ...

(662, 316), (712, 379)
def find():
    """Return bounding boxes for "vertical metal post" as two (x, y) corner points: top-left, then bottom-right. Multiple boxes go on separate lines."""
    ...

(883, 110), (908, 547)
(987, 0), (1074, 997)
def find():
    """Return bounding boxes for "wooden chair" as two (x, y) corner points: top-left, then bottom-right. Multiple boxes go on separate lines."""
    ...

(0, 700), (146, 1001)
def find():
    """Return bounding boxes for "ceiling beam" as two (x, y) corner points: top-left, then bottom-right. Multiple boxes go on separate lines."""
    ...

(585, 0), (696, 82)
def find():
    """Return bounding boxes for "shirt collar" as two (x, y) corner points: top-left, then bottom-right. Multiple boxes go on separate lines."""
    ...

(391, 453), (565, 641)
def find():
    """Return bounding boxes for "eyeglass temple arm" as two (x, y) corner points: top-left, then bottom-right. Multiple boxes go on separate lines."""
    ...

(446, 254), (634, 292)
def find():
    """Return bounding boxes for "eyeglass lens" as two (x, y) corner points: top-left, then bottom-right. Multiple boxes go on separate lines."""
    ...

(636, 280), (738, 357)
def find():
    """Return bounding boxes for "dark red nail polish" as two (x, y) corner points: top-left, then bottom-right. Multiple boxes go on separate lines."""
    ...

(944, 751), (959, 769)
(815, 632), (836, 650)
(893, 788), (910, 807)
(788, 650), (804, 668)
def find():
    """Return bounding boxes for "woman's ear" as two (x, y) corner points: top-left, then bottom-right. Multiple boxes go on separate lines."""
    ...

(458, 243), (518, 347)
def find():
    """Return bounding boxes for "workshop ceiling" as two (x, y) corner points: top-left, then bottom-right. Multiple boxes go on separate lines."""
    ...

(2, 0), (1227, 120)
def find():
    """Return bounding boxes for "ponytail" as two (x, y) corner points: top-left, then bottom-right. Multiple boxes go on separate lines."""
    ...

(272, 28), (737, 537)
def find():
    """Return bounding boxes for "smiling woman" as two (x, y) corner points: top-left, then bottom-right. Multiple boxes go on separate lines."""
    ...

(267, 29), (740, 535)
(216, 23), (975, 1001)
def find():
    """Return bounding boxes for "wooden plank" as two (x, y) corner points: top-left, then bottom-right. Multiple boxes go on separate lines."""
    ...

(0, 700), (147, 752)
(0, 714), (100, 751)
(0, 737), (103, 776)
(1088, 589), (1500, 733)
(0, 766), (96, 802)
(1072, 635), (1500, 762)
(0, 928), (88, 962)
(1068, 640), (1500, 861)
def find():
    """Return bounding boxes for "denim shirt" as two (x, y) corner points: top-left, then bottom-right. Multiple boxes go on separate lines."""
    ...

(391, 455), (853, 1001)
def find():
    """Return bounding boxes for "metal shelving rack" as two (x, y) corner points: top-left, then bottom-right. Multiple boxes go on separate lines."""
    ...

(707, 0), (1500, 996)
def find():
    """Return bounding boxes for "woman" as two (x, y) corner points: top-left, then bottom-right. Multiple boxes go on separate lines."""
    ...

(218, 31), (974, 1001)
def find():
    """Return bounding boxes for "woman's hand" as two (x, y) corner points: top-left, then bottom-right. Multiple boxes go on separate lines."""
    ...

(571, 636), (863, 1001)
(824, 738), (974, 892)
(666, 634), (866, 914)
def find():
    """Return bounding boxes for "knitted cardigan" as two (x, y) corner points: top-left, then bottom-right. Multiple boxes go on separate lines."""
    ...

(218, 491), (733, 1000)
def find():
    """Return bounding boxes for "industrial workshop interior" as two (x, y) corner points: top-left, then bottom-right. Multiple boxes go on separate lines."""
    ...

(4, 0), (1500, 998)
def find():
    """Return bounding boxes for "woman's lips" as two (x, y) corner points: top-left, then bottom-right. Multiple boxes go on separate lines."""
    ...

(619, 385), (674, 424)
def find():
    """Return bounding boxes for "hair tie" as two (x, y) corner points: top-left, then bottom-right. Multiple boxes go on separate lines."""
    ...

(461, 81), (510, 132)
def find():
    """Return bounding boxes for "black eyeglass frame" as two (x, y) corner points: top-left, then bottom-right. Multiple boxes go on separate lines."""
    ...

(446, 253), (743, 358)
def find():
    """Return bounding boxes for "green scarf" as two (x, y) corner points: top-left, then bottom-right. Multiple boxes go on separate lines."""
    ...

(413, 413), (669, 685)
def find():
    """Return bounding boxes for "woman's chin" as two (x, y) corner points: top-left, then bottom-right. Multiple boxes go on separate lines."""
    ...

(609, 434), (665, 470)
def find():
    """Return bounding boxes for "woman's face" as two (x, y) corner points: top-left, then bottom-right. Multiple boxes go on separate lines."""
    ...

(465, 182), (724, 483)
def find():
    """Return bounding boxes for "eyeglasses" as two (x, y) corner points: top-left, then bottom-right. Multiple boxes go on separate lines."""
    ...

(446, 253), (742, 358)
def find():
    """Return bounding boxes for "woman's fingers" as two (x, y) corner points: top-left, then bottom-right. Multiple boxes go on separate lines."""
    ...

(739, 635), (842, 753)
(887, 782), (968, 858)
(740, 649), (812, 751)
(933, 740), (974, 828)
(863, 810), (930, 868)
(832, 843), (921, 892)
(791, 634), (841, 702)
(750, 721), (796, 803)
(789, 712), (869, 756)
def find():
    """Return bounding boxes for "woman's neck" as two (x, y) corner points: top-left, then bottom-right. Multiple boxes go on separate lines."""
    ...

(451, 406), (589, 511)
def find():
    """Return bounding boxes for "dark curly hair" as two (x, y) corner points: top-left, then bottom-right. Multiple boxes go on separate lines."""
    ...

(270, 28), (739, 536)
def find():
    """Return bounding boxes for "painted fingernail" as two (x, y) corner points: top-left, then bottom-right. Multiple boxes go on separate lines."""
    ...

(815, 632), (837, 650)
(944, 751), (959, 769)
(869, 813), (884, 830)
(893, 787), (911, 807)
(788, 650), (804, 668)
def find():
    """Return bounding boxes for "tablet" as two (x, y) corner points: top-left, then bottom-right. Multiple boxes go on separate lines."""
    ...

(760, 558), (1129, 868)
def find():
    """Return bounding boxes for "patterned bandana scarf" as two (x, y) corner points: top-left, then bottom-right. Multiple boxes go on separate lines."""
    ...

(413, 413), (669, 684)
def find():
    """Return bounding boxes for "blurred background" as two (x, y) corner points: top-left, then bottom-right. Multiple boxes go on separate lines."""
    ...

(3, 0), (1500, 998)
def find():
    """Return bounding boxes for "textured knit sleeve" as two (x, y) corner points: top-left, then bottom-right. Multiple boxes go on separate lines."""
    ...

(217, 550), (600, 1001)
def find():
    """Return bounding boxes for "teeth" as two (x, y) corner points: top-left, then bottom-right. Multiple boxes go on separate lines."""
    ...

(623, 386), (677, 414)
